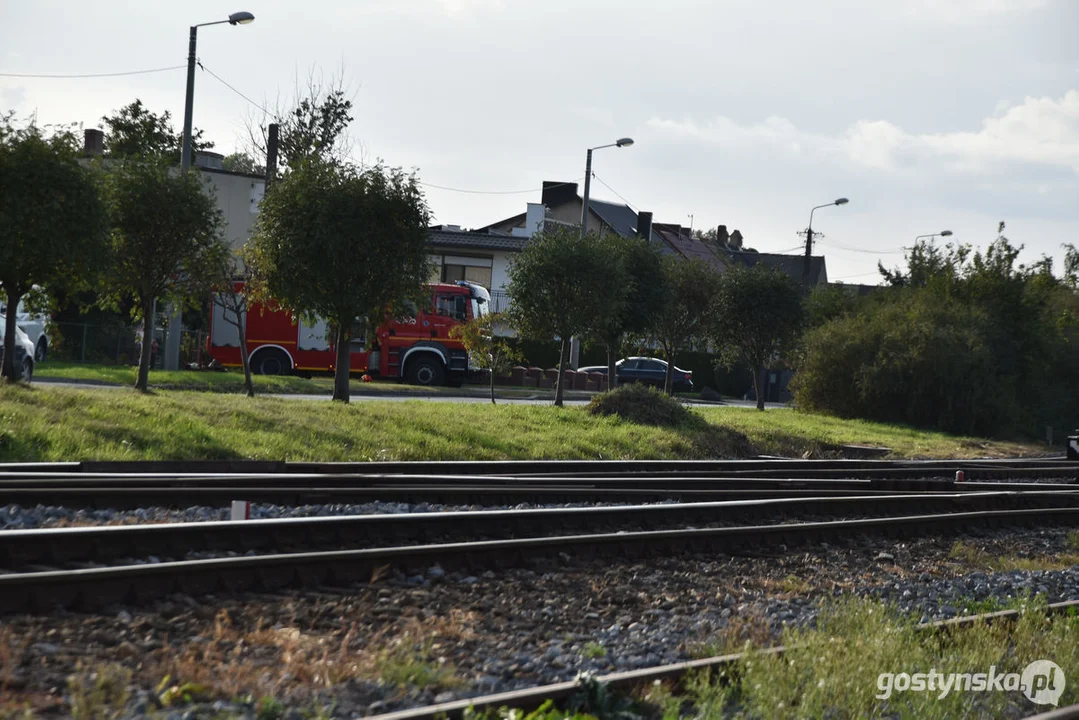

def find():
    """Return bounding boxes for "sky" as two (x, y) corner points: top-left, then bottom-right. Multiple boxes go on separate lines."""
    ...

(3, 0), (1078, 283)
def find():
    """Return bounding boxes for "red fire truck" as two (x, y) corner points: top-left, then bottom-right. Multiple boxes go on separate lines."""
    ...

(207, 281), (491, 386)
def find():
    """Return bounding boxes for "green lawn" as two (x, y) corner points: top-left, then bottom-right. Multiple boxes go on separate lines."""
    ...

(0, 384), (1048, 462)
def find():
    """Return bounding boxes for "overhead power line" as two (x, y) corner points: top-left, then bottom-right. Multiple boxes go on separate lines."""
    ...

(419, 178), (584, 196)
(592, 174), (638, 210)
(0, 65), (185, 79)
(196, 61), (273, 115)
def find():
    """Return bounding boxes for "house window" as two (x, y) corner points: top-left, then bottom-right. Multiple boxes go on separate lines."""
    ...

(442, 264), (493, 288)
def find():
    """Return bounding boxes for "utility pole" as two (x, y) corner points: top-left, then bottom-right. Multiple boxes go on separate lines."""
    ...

(802, 198), (849, 288)
(801, 225), (814, 287)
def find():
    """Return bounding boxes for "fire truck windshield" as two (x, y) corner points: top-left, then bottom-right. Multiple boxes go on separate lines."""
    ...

(470, 285), (491, 319)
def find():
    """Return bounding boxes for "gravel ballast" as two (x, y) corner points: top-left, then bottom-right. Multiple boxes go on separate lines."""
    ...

(2, 526), (1077, 718)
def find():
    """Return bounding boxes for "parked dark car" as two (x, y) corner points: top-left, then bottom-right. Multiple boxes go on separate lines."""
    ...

(578, 356), (694, 392)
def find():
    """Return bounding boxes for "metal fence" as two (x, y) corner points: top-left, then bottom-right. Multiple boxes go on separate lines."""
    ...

(50, 322), (208, 368)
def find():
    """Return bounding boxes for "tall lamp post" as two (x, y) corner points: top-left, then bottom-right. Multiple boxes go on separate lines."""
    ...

(803, 197), (849, 287)
(915, 230), (953, 242)
(166, 10), (255, 371)
(181, 11), (255, 174)
(580, 137), (634, 237)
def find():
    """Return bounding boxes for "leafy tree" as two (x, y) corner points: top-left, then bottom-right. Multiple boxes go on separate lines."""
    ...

(246, 160), (430, 402)
(450, 312), (523, 404)
(243, 72), (356, 175)
(805, 282), (868, 328)
(0, 115), (108, 381)
(799, 226), (1079, 436)
(101, 99), (213, 162)
(101, 160), (228, 391)
(222, 152), (264, 175)
(508, 227), (626, 406)
(590, 235), (667, 388)
(711, 265), (804, 410)
(649, 257), (723, 395)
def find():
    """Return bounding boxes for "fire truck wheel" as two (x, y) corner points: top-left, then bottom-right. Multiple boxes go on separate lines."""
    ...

(406, 355), (445, 386)
(252, 348), (292, 376)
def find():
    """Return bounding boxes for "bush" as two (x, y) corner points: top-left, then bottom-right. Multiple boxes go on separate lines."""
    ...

(588, 384), (756, 458)
(793, 292), (1007, 435)
(587, 383), (696, 427)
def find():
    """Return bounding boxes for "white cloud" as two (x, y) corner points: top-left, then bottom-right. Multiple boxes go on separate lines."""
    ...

(647, 90), (1079, 174)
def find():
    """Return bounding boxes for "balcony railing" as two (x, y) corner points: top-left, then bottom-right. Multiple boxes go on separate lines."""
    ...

(490, 289), (511, 314)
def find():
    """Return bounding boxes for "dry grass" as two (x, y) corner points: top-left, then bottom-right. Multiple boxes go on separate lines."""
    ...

(152, 608), (473, 703)
(947, 540), (1079, 573)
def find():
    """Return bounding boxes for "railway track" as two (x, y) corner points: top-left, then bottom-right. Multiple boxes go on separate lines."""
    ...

(1, 463), (1076, 508)
(5, 490), (1076, 572)
(4, 495), (1079, 614)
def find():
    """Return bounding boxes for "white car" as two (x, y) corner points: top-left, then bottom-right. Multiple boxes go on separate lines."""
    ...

(0, 315), (36, 381)
(0, 294), (49, 362)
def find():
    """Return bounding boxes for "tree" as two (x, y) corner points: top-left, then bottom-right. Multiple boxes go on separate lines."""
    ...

(0, 115), (108, 381)
(508, 227), (626, 406)
(590, 235), (667, 388)
(213, 251), (255, 397)
(222, 152), (264, 175)
(711, 264), (804, 410)
(101, 99), (213, 162)
(245, 160), (430, 402)
(450, 312), (523, 404)
(243, 71), (357, 176)
(101, 160), (227, 391)
(649, 257), (723, 395)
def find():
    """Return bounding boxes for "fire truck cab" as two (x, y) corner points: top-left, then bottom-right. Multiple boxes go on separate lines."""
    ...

(208, 281), (491, 387)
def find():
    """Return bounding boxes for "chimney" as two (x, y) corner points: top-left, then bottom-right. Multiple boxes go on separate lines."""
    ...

(637, 211), (653, 240)
(541, 180), (578, 209)
(83, 128), (104, 157)
(716, 225), (729, 246)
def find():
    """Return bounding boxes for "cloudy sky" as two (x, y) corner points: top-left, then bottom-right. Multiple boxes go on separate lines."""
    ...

(3, 0), (1077, 282)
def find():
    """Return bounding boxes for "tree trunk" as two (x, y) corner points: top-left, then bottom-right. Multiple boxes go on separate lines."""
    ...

(237, 306), (254, 398)
(606, 343), (618, 392)
(554, 336), (568, 407)
(490, 362), (497, 405)
(136, 299), (153, 392)
(754, 364), (766, 411)
(332, 323), (351, 403)
(664, 349), (676, 396)
(2, 291), (22, 382)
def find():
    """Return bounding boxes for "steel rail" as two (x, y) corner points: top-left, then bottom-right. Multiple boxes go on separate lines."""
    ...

(366, 599), (1079, 720)
(0, 457), (1074, 477)
(4, 490), (1075, 571)
(3, 506), (1079, 614)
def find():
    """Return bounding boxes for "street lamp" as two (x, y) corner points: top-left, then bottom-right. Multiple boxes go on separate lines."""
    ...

(580, 137), (634, 236)
(915, 230), (953, 241)
(803, 197), (848, 286)
(170, 11), (254, 371)
(180, 11), (256, 174)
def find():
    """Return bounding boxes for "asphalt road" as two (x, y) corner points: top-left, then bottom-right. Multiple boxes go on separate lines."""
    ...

(34, 378), (788, 409)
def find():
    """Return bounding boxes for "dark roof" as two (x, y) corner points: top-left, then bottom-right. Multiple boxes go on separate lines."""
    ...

(652, 224), (728, 270)
(727, 251), (828, 285)
(427, 228), (529, 251)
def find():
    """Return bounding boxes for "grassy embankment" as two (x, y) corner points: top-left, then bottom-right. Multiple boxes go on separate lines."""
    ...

(645, 597), (1079, 719)
(0, 384), (1048, 462)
